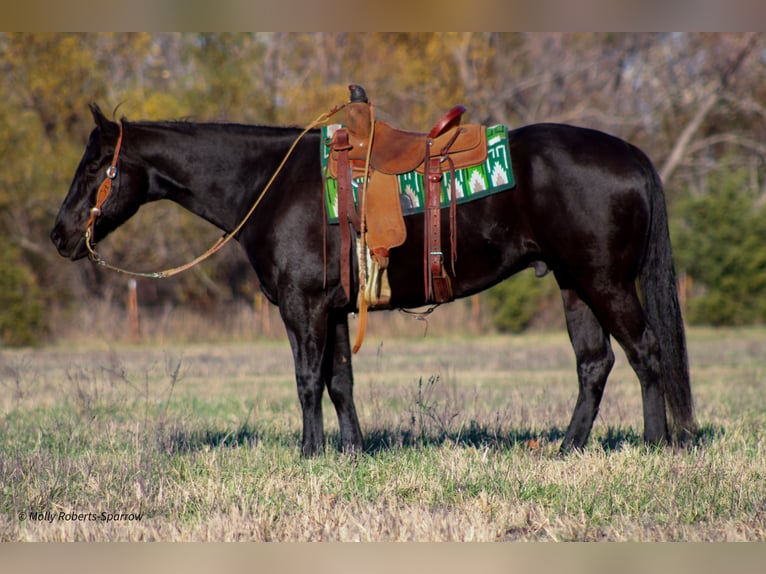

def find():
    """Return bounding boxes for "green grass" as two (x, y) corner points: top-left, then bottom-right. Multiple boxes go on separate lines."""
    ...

(1, 328), (765, 540)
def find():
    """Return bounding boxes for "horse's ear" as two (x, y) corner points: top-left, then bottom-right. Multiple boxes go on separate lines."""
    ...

(89, 103), (114, 133)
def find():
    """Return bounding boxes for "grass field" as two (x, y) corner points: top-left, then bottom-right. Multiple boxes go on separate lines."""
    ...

(1, 327), (764, 541)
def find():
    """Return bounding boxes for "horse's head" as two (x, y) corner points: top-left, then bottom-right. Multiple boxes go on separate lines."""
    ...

(51, 104), (146, 260)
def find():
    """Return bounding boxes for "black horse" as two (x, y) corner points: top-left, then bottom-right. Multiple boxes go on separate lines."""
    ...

(51, 104), (696, 456)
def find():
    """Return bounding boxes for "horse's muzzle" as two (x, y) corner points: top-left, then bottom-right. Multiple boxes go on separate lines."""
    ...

(50, 223), (88, 260)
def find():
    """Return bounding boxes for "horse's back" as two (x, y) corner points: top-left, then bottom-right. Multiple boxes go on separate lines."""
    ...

(508, 122), (652, 180)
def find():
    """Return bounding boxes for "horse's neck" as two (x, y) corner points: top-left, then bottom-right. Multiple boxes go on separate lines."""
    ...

(133, 122), (298, 233)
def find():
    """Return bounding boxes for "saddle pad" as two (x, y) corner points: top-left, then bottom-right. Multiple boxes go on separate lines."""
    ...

(321, 124), (515, 223)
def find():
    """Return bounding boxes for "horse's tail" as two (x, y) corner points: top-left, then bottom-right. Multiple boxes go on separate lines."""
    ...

(640, 163), (696, 441)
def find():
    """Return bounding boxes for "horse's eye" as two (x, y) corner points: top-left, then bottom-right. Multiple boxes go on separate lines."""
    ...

(86, 162), (103, 177)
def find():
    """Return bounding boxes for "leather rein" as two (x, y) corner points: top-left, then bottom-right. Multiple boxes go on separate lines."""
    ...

(83, 106), (345, 279)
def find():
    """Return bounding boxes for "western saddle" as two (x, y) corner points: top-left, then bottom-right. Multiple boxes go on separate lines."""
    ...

(329, 84), (487, 311)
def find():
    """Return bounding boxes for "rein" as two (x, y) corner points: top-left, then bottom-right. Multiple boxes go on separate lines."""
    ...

(84, 104), (348, 279)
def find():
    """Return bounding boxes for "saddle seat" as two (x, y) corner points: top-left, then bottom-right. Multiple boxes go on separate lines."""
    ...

(341, 85), (484, 175)
(356, 105), (467, 174)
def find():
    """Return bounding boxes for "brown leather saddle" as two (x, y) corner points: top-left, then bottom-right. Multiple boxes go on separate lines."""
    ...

(329, 84), (487, 306)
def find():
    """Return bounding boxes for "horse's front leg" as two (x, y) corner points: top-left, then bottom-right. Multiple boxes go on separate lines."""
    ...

(323, 310), (363, 453)
(280, 290), (332, 456)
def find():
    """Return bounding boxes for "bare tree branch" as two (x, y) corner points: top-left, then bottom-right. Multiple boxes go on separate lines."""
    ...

(659, 34), (760, 184)
(685, 133), (766, 158)
(660, 87), (720, 183)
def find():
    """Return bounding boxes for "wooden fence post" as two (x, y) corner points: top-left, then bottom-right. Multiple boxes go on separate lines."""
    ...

(128, 278), (139, 342)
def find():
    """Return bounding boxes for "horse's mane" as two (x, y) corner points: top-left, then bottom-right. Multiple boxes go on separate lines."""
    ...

(122, 116), (312, 137)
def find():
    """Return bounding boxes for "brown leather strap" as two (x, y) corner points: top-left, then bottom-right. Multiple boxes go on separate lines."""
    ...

(444, 154), (458, 276)
(85, 121), (124, 233)
(438, 128), (461, 277)
(423, 131), (461, 303)
(331, 128), (356, 303)
(424, 148), (448, 302)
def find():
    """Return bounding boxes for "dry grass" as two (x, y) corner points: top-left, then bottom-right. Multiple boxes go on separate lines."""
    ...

(1, 327), (765, 541)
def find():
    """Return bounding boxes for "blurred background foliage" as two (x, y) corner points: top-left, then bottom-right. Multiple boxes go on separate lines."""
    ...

(1, 32), (765, 346)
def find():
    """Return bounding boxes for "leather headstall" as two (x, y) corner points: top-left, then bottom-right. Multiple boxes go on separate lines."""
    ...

(85, 121), (124, 238)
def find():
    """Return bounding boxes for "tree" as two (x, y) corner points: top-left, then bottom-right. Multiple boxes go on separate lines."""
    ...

(0, 244), (45, 346)
(484, 270), (560, 333)
(672, 166), (766, 325)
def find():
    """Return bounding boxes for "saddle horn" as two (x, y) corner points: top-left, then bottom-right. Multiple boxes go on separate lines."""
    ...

(349, 84), (368, 103)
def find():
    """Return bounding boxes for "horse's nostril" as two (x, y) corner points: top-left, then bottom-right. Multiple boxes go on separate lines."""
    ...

(50, 225), (62, 244)
(50, 224), (68, 251)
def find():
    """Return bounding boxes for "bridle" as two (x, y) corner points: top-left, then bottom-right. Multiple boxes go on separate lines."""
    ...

(81, 105), (347, 279)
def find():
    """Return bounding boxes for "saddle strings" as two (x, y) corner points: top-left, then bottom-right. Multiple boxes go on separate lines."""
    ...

(351, 103), (376, 354)
(84, 103), (349, 279)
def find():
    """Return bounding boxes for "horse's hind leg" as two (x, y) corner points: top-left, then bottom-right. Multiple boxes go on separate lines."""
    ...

(559, 288), (615, 452)
(585, 283), (670, 447)
(323, 310), (364, 453)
